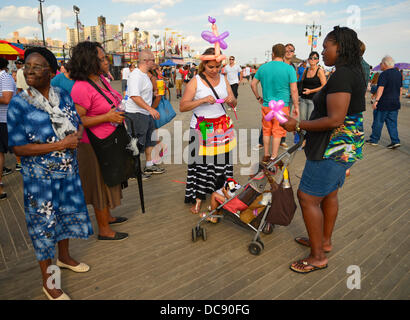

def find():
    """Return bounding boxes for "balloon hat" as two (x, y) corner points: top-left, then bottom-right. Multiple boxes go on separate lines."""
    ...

(200, 16), (229, 62)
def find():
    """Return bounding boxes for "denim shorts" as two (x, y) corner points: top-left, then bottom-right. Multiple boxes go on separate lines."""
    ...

(299, 159), (354, 197)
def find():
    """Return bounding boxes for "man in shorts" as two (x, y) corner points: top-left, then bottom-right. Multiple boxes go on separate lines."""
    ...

(125, 50), (165, 178)
(251, 44), (299, 161)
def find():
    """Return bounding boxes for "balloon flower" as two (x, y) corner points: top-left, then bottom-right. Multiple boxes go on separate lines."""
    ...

(264, 100), (288, 124)
(200, 16), (229, 63)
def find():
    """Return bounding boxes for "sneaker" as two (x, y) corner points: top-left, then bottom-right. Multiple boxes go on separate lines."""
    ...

(15, 163), (22, 171)
(252, 144), (264, 151)
(365, 139), (378, 146)
(2, 167), (12, 176)
(142, 173), (152, 181)
(280, 142), (289, 149)
(144, 164), (165, 174)
(386, 143), (401, 149)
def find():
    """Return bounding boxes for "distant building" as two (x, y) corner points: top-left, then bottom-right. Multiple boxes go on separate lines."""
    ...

(65, 16), (151, 54)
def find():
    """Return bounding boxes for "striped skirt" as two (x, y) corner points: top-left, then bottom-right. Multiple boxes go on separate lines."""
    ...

(184, 129), (234, 204)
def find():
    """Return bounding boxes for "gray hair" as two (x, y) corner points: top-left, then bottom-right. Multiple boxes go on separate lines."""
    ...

(381, 55), (395, 68)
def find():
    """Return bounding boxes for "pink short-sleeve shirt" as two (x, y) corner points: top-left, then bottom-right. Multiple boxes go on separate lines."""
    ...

(71, 76), (122, 143)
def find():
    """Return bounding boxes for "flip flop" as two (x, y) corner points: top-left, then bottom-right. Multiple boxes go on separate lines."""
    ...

(199, 212), (218, 224)
(290, 260), (328, 274)
(295, 237), (331, 253)
(190, 203), (200, 214)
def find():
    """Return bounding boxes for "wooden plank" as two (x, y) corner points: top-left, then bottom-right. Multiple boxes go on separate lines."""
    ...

(385, 272), (410, 300)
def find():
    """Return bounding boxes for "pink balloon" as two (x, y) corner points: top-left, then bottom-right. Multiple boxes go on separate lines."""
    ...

(263, 99), (288, 124)
(264, 111), (275, 121)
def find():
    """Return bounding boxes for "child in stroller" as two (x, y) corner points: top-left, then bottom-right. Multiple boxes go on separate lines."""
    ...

(200, 175), (242, 223)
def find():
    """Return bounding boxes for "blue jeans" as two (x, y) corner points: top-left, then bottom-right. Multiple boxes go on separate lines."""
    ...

(369, 109), (400, 144)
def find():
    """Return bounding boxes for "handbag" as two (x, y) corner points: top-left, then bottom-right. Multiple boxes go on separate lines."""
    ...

(85, 79), (136, 187)
(154, 96), (176, 129)
(266, 180), (297, 226)
(195, 73), (236, 156)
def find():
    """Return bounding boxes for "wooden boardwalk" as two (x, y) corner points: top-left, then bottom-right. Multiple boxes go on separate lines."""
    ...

(0, 81), (409, 300)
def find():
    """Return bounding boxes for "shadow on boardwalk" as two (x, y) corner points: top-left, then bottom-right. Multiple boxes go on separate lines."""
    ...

(0, 81), (409, 300)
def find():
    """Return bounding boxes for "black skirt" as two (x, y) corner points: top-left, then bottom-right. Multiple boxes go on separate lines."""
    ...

(184, 129), (234, 204)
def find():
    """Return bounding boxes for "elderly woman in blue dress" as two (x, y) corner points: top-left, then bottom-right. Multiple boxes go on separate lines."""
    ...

(7, 47), (93, 300)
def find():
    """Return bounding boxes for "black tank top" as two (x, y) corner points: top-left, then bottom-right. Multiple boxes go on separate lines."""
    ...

(301, 67), (321, 100)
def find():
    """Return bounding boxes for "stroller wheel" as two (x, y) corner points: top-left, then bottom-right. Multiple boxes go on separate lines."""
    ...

(201, 228), (207, 241)
(248, 241), (263, 256)
(256, 239), (265, 250)
(192, 228), (197, 242)
(262, 223), (274, 235)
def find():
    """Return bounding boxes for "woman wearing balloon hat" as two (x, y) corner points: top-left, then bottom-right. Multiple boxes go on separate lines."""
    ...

(180, 17), (237, 214)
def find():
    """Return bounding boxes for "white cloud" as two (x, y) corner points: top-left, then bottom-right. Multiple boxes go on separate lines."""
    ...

(112, 0), (182, 7)
(8, 26), (41, 38)
(223, 4), (250, 16)
(305, 0), (340, 5)
(0, 5), (38, 22)
(224, 4), (325, 25)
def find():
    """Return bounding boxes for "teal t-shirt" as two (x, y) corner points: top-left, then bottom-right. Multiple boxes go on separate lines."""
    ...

(51, 73), (76, 95)
(255, 61), (297, 106)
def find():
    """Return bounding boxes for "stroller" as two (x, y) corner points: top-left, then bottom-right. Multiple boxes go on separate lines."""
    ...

(191, 132), (305, 255)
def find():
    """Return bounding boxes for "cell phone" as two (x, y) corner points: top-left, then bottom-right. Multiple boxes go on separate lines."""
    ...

(228, 181), (235, 192)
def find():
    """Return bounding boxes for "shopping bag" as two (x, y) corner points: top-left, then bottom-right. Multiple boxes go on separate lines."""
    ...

(154, 97), (176, 129)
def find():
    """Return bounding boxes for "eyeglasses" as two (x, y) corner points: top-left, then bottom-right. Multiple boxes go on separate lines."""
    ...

(24, 64), (49, 72)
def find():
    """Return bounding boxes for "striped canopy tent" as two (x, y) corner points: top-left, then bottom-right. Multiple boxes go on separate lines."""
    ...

(0, 40), (25, 60)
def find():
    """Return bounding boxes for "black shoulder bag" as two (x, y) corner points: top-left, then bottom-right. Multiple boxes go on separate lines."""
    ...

(85, 79), (136, 187)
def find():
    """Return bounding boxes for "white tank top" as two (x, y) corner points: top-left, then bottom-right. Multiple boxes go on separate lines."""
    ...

(190, 74), (228, 128)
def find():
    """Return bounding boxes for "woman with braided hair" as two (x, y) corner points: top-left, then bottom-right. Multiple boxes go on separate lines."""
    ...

(281, 26), (366, 273)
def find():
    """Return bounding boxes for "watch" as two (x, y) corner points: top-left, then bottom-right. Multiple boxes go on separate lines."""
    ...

(295, 121), (301, 133)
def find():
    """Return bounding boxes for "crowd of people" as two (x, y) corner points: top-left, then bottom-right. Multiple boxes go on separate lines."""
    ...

(0, 23), (405, 299)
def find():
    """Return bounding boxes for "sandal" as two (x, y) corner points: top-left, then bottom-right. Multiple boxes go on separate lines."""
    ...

(290, 259), (328, 274)
(190, 202), (201, 214)
(200, 212), (218, 224)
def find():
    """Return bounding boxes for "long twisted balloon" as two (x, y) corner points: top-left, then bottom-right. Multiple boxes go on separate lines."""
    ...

(264, 100), (288, 123)
(200, 16), (229, 62)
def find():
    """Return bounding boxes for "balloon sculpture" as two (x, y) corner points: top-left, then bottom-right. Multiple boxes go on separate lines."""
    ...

(264, 100), (288, 124)
(200, 16), (229, 62)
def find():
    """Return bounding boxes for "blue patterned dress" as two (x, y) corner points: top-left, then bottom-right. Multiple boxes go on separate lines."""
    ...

(7, 87), (93, 261)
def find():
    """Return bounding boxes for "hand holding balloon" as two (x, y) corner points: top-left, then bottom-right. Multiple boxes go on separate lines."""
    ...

(264, 100), (288, 124)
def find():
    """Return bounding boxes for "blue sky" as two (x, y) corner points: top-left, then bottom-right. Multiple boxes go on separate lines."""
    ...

(1, 0), (409, 67)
